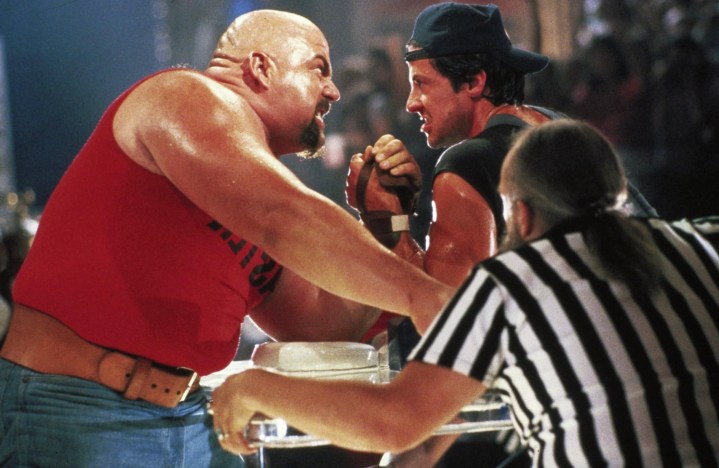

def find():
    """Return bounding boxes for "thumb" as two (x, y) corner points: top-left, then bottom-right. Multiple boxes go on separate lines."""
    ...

(362, 145), (374, 163)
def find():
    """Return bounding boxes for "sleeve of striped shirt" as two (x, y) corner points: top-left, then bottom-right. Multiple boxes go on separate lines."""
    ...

(409, 264), (508, 385)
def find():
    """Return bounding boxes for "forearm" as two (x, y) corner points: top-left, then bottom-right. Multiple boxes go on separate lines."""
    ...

(386, 426), (462, 467)
(259, 188), (451, 323)
(227, 369), (427, 453)
(212, 363), (485, 457)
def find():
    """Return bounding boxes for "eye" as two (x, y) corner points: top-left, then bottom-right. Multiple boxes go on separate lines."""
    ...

(312, 58), (330, 77)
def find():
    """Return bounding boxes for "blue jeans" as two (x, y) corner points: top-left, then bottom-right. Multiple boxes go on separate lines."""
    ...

(0, 358), (245, 467)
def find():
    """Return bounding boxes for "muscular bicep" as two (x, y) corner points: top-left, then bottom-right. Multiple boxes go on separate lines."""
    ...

(113, 70), (312, 247)
(425, 172), (497, 287)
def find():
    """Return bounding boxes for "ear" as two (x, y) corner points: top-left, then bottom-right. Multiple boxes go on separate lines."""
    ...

(243, 52), (273, 91)
(515, 199), (536, 240)
(464, 69), (487, 99)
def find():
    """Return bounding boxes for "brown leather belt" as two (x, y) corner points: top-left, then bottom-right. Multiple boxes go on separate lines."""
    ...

(0, 305), (200, 408)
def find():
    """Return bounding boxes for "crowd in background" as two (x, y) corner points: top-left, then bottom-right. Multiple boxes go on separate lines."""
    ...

(286, 0), (719, 249)
(536, 0), (719, 222)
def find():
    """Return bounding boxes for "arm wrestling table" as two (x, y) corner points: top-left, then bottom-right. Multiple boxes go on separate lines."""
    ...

(201, 339), (514, 465)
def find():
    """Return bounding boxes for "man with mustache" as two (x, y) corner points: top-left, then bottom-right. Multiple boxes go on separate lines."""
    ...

(0, 9), (453, 467)
(211, 119), (719, 467)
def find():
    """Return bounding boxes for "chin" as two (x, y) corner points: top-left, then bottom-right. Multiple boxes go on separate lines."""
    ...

(431, 132), (463, 150)
(297, 120), (323, 157)
(427, 136), (448, 150)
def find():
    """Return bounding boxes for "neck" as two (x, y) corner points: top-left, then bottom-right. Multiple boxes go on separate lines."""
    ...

(488, 103), (552, 129)
(474, 102), (517, 134)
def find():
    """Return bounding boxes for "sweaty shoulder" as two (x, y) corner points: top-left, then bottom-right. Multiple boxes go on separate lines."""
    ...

(433, 127), (517, 239)
(113, 69), (264, 174)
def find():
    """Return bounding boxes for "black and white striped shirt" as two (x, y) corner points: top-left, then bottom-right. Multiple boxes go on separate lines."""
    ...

(411, 216), (719, 467)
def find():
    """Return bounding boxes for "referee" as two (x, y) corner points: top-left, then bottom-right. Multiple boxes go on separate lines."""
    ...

(411, 119), (719, 466)
(210, 119), (719, 467)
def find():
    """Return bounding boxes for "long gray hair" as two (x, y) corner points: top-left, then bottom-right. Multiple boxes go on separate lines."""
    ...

(502, 120), (662, 291)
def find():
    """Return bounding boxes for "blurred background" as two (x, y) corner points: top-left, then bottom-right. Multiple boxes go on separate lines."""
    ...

(0, 0), (717, 304)
(0, 2), (717, 464)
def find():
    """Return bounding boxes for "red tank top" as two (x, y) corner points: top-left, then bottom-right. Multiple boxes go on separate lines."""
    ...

(13, 71), (282, 375)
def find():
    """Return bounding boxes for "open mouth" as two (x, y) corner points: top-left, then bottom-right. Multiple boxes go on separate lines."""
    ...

(314, 103), (330, 131)
(313, 112), (326, 132)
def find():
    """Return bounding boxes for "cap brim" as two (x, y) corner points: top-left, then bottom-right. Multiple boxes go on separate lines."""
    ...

(495, 48), (549, 74)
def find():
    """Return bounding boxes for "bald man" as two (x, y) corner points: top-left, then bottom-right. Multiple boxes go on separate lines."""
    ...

(0, 10), (452, 467)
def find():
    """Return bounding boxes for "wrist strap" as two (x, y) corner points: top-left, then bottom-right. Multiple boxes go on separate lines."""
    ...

(361, 212), (410, 233)
(360, 211), (409, 249)
(355, 162), (412, 249)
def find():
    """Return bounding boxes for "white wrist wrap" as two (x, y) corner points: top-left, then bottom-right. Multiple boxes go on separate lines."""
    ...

(390, 214), (410, 232)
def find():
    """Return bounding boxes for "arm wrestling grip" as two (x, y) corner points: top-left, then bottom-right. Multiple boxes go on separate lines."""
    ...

(355, 161), (415, 249)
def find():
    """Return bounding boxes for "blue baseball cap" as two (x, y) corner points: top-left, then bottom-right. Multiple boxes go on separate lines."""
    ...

(405, 2), (549, 74)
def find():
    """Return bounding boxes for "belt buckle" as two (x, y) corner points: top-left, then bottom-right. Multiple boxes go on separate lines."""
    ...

(177, 367), (199, 403)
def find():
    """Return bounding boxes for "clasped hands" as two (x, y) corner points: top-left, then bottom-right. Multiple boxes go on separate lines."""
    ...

(346, 134), (422, 215)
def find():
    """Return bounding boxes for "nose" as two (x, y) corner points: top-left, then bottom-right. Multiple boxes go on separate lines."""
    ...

(324, 80), (340, 102)
(406, 92), (420, 113)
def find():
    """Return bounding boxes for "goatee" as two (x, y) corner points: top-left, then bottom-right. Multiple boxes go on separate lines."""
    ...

(296, 107), (325, 159)
(296, 145), (326, 160)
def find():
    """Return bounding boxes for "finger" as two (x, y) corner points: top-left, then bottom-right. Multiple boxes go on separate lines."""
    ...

(378, 151), (408, 170)
(361, 145), (374, 163)
(373, 134), (395, 149)
(383, 161), (416, 177)
(222, 429), (258, 455)
(348, 153), (368, 173)
(379, 149), (419, 173)
(372, 135), (399, 161)
(214, 421), (255, 455)
(375, 139), (406, 164)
